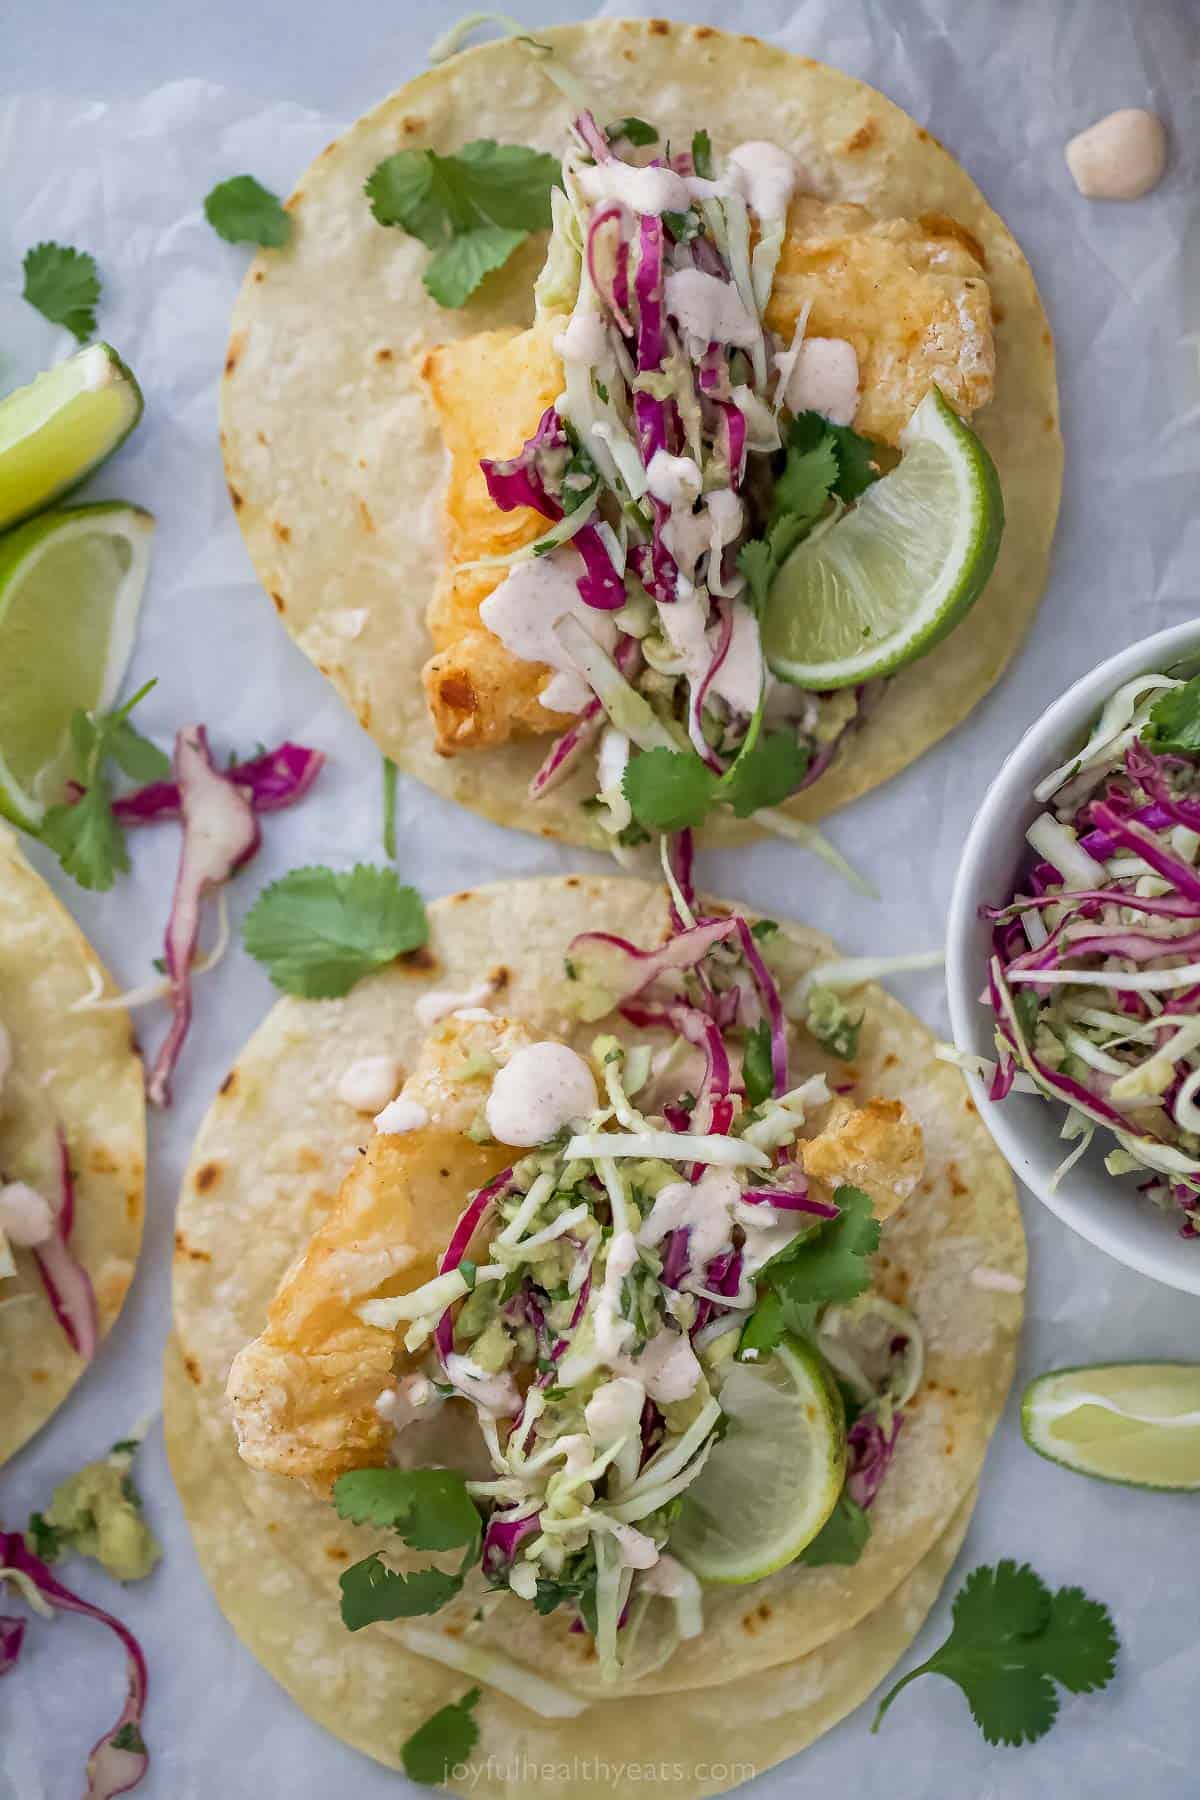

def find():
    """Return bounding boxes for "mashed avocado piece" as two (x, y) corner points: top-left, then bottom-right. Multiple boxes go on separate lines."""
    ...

(805, 985), (864, 1062)
(32, 1440), (160, 1583)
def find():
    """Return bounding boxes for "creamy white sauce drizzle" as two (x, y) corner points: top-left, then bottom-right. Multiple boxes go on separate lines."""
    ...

(479, 550), (618, 716)
(443, 1353), (521, 1418)
(553, 312), (610, 365)
(414, 981), (495, 1028)
(374, 1096), (429, 1136)
(664, 269), (760, 351)
(782, 337), (860, 426)
(337, 1055), (403, 1114)
(0, 1182), (54, 1249)
(645, 450), (703, 509)
(577, 162), (692, 216)
(485, 1043), (598, 1148)
(725, 141), (798, 221)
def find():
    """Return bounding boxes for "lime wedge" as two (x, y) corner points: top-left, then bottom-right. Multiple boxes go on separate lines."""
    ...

(763, 386), (1004, 690)
(0, 502), (154, 830)
(670, 1335), (846, 1584)
(1022, 1363), (1200, 1490)
(0, 344), (143, 533)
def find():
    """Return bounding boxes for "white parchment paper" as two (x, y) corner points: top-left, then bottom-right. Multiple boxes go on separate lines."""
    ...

(1, 2), (1198, 1795)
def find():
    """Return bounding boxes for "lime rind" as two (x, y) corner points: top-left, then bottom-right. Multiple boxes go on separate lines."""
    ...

(0, 343), (143, 533)
(1022, 1361), (1200, 1492)
(763, 386), (1004, 691)
(670, 1335), (846, 1585)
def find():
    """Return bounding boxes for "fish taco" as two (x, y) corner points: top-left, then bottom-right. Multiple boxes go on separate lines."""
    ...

(167, 874), (1023, 1787)
(0, 825), (146, 1464)
(222, 18), (1060, 855)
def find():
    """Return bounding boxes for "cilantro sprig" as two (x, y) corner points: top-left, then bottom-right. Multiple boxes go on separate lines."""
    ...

(622, 732), (810, 833)
(739, 1185), (880, 1355)
(738, 411), (882, 614)
(800, 1492), (870, 1567)
(402, 1688), (482, 1786)
(242, 864), (428, 998)
(204, 175), (292, 248)
(365, 140), (560, 307)
(22, 243), (102, 341)
(38, 680), (169, 891)
(873, 1560), (1118, 1745)
(333, 1469), (483, 1632)
(1142, 674), (1200, 755)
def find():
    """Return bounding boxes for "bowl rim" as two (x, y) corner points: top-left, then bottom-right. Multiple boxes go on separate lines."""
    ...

(946, 618), (1200, 1298)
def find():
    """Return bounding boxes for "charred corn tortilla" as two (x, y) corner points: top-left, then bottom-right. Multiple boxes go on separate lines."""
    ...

(0, 826), (146, 1464)
(221, 18), (1060, 847)
(167, 876), (1022, 1763)
(164, 1340), (975, 1796)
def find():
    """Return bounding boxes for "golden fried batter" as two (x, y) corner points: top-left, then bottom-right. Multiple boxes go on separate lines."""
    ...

(419, 325), (573, 753)
(226, 1015), (533, 1488)
(801, 1096), (925, 1222)
(766, 196), (994, 444)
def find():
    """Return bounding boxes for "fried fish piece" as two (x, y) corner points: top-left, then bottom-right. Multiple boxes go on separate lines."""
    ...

(766, 196), (995, 445)
(419, 324), (573, 754)
(800, 1096), (925, 1223)
(226, 1014), (534, 1490)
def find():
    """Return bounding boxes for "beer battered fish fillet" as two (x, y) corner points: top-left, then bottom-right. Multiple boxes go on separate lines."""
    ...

(419, 325), (574, 754)
(225, 1014), (533, 1489)
(418, 199), (995, 757)
(765, 196), (995, 446)
(801, 1095), (925, 1223)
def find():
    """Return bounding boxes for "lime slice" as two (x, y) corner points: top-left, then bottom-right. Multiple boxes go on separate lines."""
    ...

(763, 386), (1004, 690)
(670, 1335), (846, 1584)
(0, 502), (154, 830)
(0, 344), (143, 534)
(1023, 1363), (1200, 1490)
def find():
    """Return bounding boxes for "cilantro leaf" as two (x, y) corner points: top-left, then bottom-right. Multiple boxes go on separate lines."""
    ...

(801, 1492), (870, 1567)
(1143, 675), (1200, 755)
(750, 919), (779, 941)
(365, 140), (560, 307)
(788, 411), (883, 501)
(738, 1289), (785, 1357)
(109, 1723), (146, 1756)
(22, 243), (101, 341)
(203, 175), (291, 248)
(332, 1469), (481, 1552)
(662, 209), (702, 244)
(873, 1561), (1118, 1747)
(402, 1688), (481, 1786)
(721, 732), (810, 817)
(606, 117), (658, 147)
(769, 1185), (880, 1310)
(742, 1021), (774, 1108)
(39, 773), (128, 891)
(623, 748), (715, 833)
(691, 129), (714, 179)
(339, 1553), (463, 1629)
(737, 539), (775, 617)
(37, 681), (161, 892)
(1028, 1585), (1119, 1695)
(26, 1511), (65, 1563)
(773, 432), (839, 529)
(107, 719), (171, 784)
(242, 864), (428, 997)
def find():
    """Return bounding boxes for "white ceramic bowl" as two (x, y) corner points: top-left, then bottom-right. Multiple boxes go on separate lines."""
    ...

(946, 619), (1200, 1297)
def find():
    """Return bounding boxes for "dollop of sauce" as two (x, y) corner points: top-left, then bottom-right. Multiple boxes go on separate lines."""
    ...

(1066, 109), (1166, 200)
(0, 1181), (54, 1248)
(414, 981), (495, 1028)
(725, 140), (798, 221)
(645, 450), (703, 510)
(783, 337), (860, 426)
(577, 161), (692, 217)
(443, 1353), (521, 1418)
(479, 550), (618, 716)
(337, 1055), (403, 1114)
(485, 1042), (597, 1147)
(373, 1096), (429, 1136)
(553, 312), (609, 365)
(664, 269), (760, 351)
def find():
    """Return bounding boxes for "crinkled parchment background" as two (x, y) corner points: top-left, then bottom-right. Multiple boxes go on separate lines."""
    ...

(1, 1), (1198, 1795)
